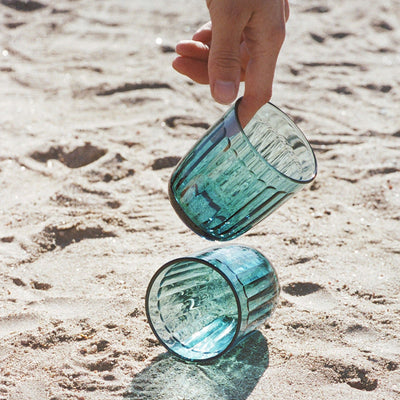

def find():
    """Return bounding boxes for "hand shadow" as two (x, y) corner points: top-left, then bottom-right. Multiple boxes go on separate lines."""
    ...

(125, 331), (269, 400)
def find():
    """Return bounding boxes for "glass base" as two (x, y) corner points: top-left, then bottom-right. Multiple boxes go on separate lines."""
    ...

(168, 182), (230, 241)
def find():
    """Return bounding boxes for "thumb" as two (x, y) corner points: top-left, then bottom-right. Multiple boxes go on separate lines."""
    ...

(207, 12), (244, 104)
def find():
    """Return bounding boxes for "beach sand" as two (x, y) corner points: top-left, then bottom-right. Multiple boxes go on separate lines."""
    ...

(0, 0), (399, 399)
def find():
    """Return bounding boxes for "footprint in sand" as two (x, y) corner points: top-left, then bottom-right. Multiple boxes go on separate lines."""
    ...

(332, 86), (353, 95)
(163, 115), (210, 130)
(304, 6), (330, 13)
(321, 359), (379, 392)
(1, 0), (46, 12)
(85, 358), (116, 372)
(0, 313), (39, 338)
(362, 83), (392, 93)
(163, 115), (211, 138)
(151, 156), (181, 171)
(1, 236), (15, 243)
(35, 223), (117, 251)
(309, 31), (352, 44)
(282, 282), (338, 312)
(31, 280), (52, 291)
(96, 81), (172, 96)
(341, 323), (399, 362)
(52, 183), (122, 210)
(74, 81), (173, 98)
(30, 143), (107, 169)
(85, 153), (134, 183)
(282, 281), (323, 296)
(366, 166), (399, 177)
(4, 21), (25, 29)
(309, 33), (325, 43)
(12, 277), (26, 286)
(29, 297), (108, 320)
(372, 20), (394, 32)
(329, 32), (352, 39)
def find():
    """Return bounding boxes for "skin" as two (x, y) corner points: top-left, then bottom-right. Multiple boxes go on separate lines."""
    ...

(173, 0), (290, 127)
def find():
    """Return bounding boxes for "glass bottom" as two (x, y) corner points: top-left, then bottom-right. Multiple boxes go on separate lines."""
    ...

(168, 183), (225, 241)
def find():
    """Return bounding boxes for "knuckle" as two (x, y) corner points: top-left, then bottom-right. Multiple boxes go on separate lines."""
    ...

(210, 50), (241, 71)
(254, 88), (273, 104)
(246, 90), (273, 110)
(268, 22), (286, 43)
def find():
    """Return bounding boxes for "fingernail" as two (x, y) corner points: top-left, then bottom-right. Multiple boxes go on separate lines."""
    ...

(213, 80), (236, 104)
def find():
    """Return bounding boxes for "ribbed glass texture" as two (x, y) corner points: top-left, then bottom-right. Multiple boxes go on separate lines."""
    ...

(169, 99), (317, 241)
(145, 245), (280, 361)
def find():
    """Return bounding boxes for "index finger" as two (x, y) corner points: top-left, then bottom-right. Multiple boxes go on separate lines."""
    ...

(192, 21), (212, 44)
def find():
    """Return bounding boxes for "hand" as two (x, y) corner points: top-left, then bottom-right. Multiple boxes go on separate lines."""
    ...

(173, 0), (289, 126)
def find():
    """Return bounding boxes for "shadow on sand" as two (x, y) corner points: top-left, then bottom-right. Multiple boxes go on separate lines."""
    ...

(124, 331), (269, 400)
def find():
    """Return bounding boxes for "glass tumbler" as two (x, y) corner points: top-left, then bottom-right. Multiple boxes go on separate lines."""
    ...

(169, 98), (317, 241)
(145, 245), (280, 361)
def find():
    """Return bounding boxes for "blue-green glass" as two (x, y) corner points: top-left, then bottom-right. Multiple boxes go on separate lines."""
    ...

(145, 245), (280, 361)
(169, 99), (317, 241)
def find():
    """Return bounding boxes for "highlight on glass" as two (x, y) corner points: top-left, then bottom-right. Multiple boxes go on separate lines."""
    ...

(145, 245), (280, 361)
(169, 98), (317, 241)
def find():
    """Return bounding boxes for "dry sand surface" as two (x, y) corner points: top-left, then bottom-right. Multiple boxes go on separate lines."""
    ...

(1, 0), (400, 399)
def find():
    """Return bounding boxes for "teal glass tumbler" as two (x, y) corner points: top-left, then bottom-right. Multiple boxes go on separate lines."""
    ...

(145, 245), (280, 361)
(169, 99), (317, 241)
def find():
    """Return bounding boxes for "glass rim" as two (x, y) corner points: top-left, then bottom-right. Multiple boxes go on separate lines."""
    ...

(145, 256), (243, 362)
(234, 97), (318, 185)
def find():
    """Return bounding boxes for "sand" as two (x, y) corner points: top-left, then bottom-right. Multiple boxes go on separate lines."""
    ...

(0, 0), (399, 399)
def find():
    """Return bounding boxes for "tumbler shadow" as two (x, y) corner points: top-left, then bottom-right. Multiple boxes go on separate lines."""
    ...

(125, 331), (269, 400)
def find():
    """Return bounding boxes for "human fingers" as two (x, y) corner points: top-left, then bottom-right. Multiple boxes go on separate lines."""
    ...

(173, 54), (247, 85)
(176, 33), (249, 79)
(172, 56), (209, 84)
(239, 0), (287, 126)
(192, 21), (212, 44)
(206, 1), (248, 104)
(239, 57), (279, 126)
(284, 0), (290, 22)
(173, 39), (210, 83)
(175, 40), (209, 61)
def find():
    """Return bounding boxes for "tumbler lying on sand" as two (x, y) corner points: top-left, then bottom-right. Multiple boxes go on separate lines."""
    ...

(169, 99), (317, 241)
(145, 245), (280, 361)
